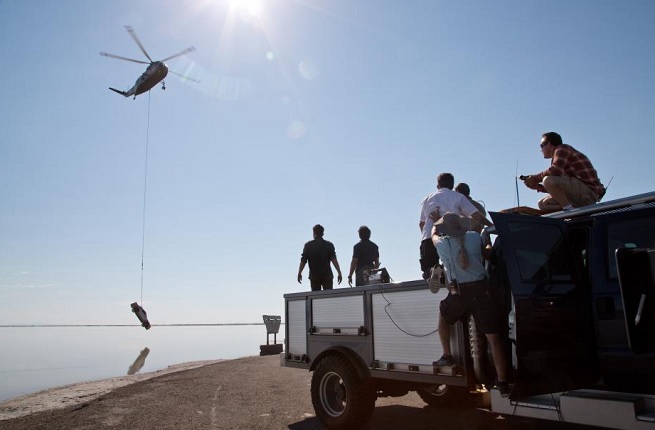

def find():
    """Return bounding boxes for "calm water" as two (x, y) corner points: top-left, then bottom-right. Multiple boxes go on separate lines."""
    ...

(0, 324), (281, 402)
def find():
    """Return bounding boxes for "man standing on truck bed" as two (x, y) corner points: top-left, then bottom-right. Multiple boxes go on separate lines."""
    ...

(419, 173), (492, 279)
(297, 224), (343, 291)
(523, 131), (605, 213)
(347, 225), (380, 286)
(432, 212), (510, 397)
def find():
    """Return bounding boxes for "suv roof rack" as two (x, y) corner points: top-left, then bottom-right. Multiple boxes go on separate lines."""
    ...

(545, 191), (655, 220)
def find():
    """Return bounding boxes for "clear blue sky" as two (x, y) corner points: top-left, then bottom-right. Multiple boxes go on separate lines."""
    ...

(1, 0), (654, 325)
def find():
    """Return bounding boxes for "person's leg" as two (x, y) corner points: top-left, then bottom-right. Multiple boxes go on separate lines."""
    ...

(564, 176), (597, 207)
(471, 283), (510, 395)
(420, 238), (439, 279)
(485, 333), (508, 383)
(438, 315), (451, 356)
(542, 175), (571, 208)
(310, 278), (321, 291)
(538, 193), (563, 212)
(543, 175), (597, 209)
(322, 276), (334, 290)
(435, 314), (455, 366)
(355, 268), (366, 286)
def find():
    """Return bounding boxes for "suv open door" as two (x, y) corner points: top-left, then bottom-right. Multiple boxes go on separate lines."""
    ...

(490, 212), (600, 398)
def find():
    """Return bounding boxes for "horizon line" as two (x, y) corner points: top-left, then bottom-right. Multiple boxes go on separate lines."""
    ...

(0, 322), (285, 327)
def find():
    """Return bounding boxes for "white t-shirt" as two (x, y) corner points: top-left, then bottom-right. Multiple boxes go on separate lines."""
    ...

(419, 188), (479, 240)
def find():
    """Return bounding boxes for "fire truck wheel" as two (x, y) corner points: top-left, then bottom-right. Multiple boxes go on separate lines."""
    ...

(416, 384), (469, 407)
(311, 355), (375, 429)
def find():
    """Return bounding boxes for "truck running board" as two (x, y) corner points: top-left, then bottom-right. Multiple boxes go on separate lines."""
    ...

(491, 389), (655, 430)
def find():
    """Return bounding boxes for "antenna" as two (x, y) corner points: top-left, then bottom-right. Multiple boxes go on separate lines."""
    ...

(605, 176), (614, 191)
(599, 176), (613, 201)
(515, 160), (520, 208)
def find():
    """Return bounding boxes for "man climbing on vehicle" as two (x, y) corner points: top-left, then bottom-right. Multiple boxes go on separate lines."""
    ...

(431, 212), (510, 397)
(418, 173), (492, 280)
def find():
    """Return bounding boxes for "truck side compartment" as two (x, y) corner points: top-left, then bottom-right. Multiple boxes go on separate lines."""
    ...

(284, 280), (469, 387)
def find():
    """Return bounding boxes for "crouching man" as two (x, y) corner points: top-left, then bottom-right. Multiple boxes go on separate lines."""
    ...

(523, 132), (605, 213)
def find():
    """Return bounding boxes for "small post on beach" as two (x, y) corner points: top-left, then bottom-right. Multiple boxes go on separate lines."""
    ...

(260, 315), (283, 356)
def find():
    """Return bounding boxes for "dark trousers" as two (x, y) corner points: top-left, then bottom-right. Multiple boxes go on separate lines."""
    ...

(310, 275), (334, 291)
(419, 238), (439, 274)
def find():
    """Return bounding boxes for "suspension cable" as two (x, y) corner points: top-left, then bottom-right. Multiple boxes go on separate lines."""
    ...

(139, 91), (152, 305)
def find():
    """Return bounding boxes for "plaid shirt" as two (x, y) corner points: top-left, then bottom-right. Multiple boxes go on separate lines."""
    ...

(536, 144), (604, 196)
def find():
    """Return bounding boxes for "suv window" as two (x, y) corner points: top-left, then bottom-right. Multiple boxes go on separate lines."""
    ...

(507, 221), (577, 294)
(607, 217), (655, 279)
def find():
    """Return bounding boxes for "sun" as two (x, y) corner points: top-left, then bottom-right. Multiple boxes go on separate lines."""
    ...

(230, 0), (263, 19)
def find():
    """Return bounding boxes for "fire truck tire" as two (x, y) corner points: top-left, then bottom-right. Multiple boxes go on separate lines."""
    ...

(311, 355), (376, 429)
(416, 384), (469, 407)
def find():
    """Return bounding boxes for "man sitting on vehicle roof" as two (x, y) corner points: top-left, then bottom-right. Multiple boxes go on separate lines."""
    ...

(523, 132), (605, 213)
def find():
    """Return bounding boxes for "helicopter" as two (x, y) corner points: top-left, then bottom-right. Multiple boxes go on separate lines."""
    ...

(100, 26), (197, 99)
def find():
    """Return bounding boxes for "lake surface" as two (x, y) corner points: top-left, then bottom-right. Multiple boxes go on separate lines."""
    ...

(0, 324), (281, 402)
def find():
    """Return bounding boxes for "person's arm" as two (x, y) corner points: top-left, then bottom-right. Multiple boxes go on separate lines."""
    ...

(461, 197), (492, 227)
(348, 258), (357, 286)
(419, 198), (428, 232)
(481, 241), (493, 261)
(472, 200), (487, 217)
(297, 257), (307, 283)
(482, 245), (493, 260)
(428, 208), (442, 222)
(431, 224), (440, 246)
(525, 147), (572, 189)
(472, 211), (493, 227)
(331, 257), (343, 284)
(373, 257), (380, 269)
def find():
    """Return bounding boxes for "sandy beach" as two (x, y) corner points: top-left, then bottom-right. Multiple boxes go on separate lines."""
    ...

(0, 355), (510, 430)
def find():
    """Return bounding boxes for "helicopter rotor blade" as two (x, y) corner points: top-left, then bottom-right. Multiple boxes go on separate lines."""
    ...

(161, 47), (196, 63)
(168, 70), (200, 83)
(100, 52), (150, 65)
(125, 25), (154, 63)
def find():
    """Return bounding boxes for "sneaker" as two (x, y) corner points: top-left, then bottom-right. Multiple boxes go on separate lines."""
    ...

(428, 266), (445, 294)
(434, 354), (455, 367)
(496, 381), (510, 398)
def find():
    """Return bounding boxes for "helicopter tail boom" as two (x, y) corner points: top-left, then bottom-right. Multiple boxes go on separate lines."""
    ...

(108, 87), (130, 97)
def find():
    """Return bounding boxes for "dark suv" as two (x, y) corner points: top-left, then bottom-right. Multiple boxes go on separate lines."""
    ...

(489, 191), (655, 398)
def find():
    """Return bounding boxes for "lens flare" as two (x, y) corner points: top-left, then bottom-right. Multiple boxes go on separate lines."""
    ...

(231, 0), (263, 19)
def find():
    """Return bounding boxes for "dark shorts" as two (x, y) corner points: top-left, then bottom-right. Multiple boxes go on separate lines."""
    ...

(440, 281), (501, 334)
(310, 275), (333, 291)
(420, 238), (439, 272)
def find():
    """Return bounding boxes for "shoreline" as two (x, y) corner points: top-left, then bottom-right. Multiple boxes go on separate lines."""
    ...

(0, 359), (225, 421)
(0, 355), (508, 430)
